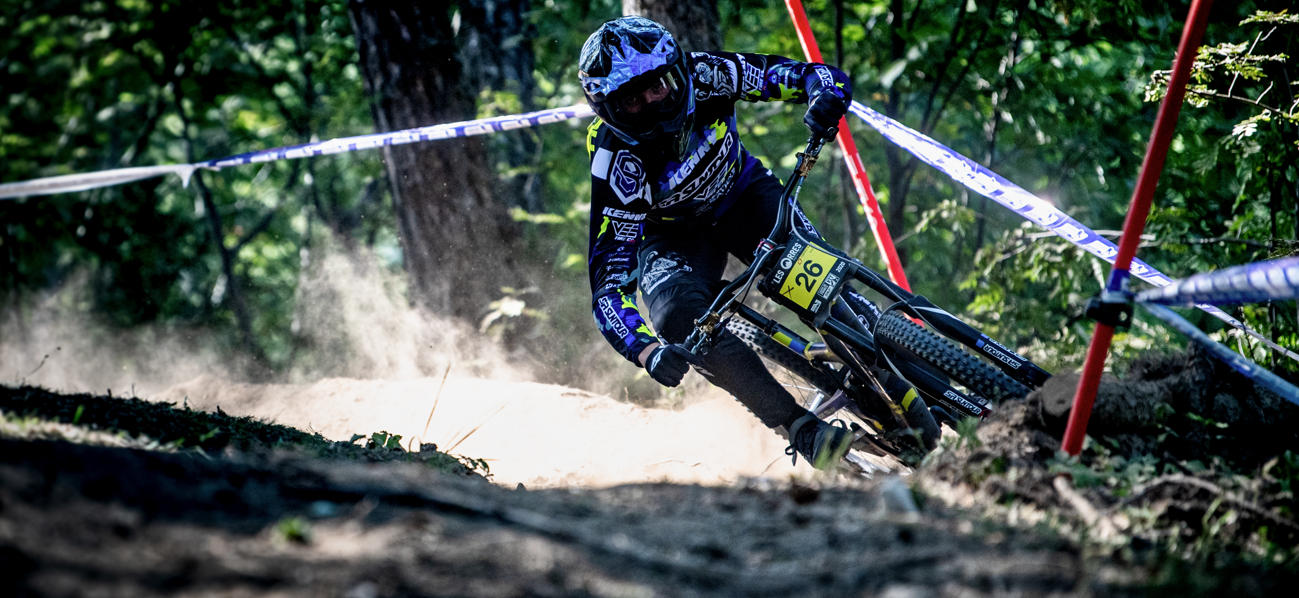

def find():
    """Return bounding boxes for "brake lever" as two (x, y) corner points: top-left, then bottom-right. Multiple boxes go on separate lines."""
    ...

(801, 129), (836, 169)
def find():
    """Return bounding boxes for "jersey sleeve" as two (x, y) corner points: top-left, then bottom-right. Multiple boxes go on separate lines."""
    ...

(689, 51), (852, 104)
(586, 120), (658, 365)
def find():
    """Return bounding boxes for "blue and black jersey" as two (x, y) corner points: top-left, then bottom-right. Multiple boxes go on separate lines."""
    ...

(587, 52), (852, 365)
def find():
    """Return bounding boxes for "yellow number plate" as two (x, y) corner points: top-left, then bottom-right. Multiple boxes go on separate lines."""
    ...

(779, 244), (839, 309)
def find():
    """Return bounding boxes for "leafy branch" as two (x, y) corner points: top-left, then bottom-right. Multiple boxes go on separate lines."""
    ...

(1145, 11), (1298, 120)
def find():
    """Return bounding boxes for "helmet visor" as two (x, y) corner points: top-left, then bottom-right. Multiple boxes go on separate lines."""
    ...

(591, 62), (691, 143)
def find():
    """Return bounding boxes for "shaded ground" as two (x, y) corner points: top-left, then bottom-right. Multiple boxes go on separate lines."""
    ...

(0, 435), (1091, 598)
(916, 347), (1299, 595)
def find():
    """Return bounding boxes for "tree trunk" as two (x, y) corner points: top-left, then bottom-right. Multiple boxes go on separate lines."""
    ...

(883, 0), (912, 267)
(460, 0), (535, 107)
(348, 0), (525, 319)
(460, 0), (542, 213)
(622, 0), (720, 53)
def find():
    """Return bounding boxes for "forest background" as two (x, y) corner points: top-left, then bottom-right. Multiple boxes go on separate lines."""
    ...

(2, 0), (1297, 401)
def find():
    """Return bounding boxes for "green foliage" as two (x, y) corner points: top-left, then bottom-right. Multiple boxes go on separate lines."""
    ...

(275, 516), (312, 544)
(1132, 8), (1299, 368)
(1038, 433), (1299, 578)
(4, 0), (1298, 390)
(1262, 450), (1299, 495)
(360, 430), (403, 451)
(1048, 441), (1160, 495)
(2, 0), (387, 370)
(955, 5), (1299, 370)
(954, 415), (982, 451)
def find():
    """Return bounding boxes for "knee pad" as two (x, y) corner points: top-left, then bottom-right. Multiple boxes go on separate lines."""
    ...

(641, 252), (714, 344)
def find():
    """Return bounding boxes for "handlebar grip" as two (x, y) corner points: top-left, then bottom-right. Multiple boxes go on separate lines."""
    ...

(683, 330), (702, 354)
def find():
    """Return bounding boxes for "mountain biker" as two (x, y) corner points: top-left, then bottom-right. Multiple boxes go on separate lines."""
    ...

(580, 16), (858, 470)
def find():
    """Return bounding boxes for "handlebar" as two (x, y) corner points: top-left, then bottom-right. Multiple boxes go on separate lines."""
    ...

(765, 131), (837, 243)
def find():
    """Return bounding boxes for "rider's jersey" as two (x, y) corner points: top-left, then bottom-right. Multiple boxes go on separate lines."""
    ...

(587, 51), (851, 364)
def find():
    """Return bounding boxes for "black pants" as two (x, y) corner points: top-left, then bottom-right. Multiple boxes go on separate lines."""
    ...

(637, 171), (812, 429)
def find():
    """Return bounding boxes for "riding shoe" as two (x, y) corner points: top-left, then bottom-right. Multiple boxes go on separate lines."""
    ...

(785, 413), (853, 471)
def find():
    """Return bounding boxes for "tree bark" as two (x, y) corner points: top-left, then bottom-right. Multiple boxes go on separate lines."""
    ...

(460, 0), (542, 212)
(883, 0), (913, 267)
(622, 0), (720, 53)
(348, 0), (526, 319)
(460, 0), (535, 106)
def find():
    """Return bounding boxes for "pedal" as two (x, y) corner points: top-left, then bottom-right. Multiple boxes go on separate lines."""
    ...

(847, 422), (889, 457)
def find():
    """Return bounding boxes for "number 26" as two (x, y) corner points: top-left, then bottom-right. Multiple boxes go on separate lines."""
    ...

(793, 261), (823, 292)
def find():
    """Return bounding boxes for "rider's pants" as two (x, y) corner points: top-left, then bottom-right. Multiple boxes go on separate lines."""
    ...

(637, 169), (815, 430)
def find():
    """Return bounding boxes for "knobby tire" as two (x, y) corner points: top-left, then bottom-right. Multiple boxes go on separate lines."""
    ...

(875, 311), (1030, 403)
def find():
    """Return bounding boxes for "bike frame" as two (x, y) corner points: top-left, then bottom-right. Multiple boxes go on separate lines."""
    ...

(683, 133), (1049, 426)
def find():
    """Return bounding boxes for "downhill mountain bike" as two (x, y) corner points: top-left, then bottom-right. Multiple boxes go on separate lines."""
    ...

(683, 131), (1052, 469)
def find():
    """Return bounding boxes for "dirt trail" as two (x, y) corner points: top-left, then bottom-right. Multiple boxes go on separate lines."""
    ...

(7, 348), (1297, 595)
(0, 435), (1096, 598)
(154, 375), (812, 488)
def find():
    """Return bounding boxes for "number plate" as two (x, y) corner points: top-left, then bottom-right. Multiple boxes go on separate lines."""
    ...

(759, 231), (858, 325)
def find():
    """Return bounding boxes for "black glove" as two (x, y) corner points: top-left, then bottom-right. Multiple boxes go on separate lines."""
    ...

(645, 344), (702, 387)
(804, 89), (848, 139)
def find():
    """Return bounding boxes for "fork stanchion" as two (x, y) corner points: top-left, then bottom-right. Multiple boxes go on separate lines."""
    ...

(784, 0), (911, 292)
(1060, 0), (1215, 456)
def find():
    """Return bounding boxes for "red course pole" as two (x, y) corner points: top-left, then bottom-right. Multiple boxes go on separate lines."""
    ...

(784, 0), (912, 291)
(1061, 0), (1216, 456)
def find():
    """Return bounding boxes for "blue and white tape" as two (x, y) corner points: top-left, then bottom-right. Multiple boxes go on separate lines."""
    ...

(847, 101), (1299, 362)
(2, 97), (1293, 360)
(1138, 260), (1299, 399)
(1136, 256), (1299, 307)
(0, 104), (595, 200)
(0, 164), (200, 200)
(1142, 304), (1299, 405)
(202, 105), (594, 169)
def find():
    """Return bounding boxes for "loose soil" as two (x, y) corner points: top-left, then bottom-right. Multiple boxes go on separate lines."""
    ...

(150, 373), (811, 487)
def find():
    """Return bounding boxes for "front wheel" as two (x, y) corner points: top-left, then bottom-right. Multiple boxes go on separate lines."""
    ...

(726, 319), (939, 464)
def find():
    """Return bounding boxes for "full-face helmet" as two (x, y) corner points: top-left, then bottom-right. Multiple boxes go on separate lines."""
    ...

(579, 17), (694, 158)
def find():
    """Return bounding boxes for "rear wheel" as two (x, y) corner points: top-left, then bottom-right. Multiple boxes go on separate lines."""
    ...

(725, 319), (938, 465)
(875, 311), (1030, 403)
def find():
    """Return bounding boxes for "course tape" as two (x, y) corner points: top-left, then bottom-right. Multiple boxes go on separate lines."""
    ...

(202, 105), (595, 169)
(1143, 304), (1299, 405)
(0, 105), (595, 201)
(1136, 256), (1299, 307)
(3, 99), (1295, 361)
(1138, 258), (1299, 401)
(0, 165), (199, 200)
(847, 101), (1299, 362)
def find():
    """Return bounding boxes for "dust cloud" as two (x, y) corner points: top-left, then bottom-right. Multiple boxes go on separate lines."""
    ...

(154, 374), (813, 487)
(0, 276), (230, 398)
(0, 239), (529, 395)
(284, 239), (530, 384)
(4, 241), (808, 487)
